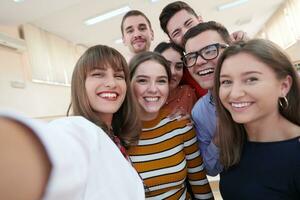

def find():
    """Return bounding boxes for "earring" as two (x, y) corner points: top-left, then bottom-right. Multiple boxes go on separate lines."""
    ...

(279, 96), (289, 109)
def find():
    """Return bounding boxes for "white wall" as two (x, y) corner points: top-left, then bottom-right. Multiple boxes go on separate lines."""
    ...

(0, 26), (70, 119)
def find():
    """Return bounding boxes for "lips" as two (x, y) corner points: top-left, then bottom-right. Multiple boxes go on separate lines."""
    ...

(231, 102), (252, 108)
(197, 68), (214, 76)
(132, 38), (146, 45)
(229, 101), (253, 112)
(144, 97), (159, 102)
(97, 91), (118, 100)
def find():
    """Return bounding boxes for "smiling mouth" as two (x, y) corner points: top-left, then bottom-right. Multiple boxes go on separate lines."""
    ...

(144, 97), (159, 102)
(230, 102), (252, 108)
(97, 92), (118, 100)
(197, 68), (214, 76)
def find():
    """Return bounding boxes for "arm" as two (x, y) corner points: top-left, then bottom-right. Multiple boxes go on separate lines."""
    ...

(192, 108), (223, 176)
(183, 127), (213, 200)
(0, 117), (51, 200)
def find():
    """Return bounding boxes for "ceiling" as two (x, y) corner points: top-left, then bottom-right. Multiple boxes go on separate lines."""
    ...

(0, 0), (286, 55)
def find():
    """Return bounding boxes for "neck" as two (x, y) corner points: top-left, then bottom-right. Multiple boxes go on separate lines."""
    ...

(99, 113), (113, 128)
(140, 110), (159, 121)
(245, 113), (300, 142)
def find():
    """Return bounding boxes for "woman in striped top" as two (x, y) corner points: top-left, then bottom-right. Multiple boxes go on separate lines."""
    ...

(128, 51), (213, 200)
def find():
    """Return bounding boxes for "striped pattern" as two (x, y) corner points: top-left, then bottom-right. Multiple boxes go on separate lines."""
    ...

(127, 109), (213, 199)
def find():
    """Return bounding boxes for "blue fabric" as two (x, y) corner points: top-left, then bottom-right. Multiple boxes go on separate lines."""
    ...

(220, 137), (300, 200)
(192, 91), (223, 176)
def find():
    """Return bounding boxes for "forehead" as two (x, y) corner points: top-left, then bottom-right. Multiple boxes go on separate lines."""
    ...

(123, 15), (150, 29)
(221, 53), (274, 76)
(161, 48), (182, 61)
(166, 9), (198, 33)
(185, 30), (226, 53)
(134, 60), (168, 77)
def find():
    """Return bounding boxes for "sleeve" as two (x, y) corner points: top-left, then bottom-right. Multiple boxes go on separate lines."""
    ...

(192, 105), (223, 176)
(183, 125), (213, 199)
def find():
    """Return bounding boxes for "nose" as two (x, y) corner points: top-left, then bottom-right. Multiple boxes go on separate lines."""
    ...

(229, 83), (245, 99)
(170, 65), (176, 76)
(147, 81), (158, 93)
(133, 30), (142, 38)
(194, 54), (208, 66)
(104, 75), (116, 88)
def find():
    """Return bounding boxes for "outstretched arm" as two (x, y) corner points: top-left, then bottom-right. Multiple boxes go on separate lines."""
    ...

(0, 117), (51, 200)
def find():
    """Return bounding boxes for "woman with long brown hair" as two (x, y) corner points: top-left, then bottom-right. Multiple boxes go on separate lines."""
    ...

(214, 39), (300, 199)
(0, 45), (144, 200)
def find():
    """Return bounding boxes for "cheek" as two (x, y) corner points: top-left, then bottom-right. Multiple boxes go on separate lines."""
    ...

(219, 87), (228, 107)
(132, 83), (143, 99)
(161, 85), (169, 97)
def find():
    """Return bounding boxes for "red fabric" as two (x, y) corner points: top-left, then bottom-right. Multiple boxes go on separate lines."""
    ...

(112, 136), (129, 161)
(181, 67), (207, 99)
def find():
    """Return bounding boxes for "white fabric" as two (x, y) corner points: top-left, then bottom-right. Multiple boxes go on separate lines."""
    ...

(0, 112), (145, 200)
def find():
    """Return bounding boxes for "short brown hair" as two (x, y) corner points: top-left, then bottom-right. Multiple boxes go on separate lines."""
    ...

(121, 10), (152, 36)
(159, 1), (197, 35)
(68, 45), (141, 147)
(183, 21), (232, 48)
(214, 39), (300, 168)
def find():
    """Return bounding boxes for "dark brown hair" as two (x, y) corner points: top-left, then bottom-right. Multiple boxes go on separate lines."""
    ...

(129, 51), (171, 82)
(214, 39), (300, 168)
(159, 1), (197, 35)
(183, 21), (232, 48)
(68, 45), (141, 147)
(121, 10), (152, 36)
(154, 41), (184, 57)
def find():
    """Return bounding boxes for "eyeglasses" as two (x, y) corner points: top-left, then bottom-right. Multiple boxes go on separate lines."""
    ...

(166, 60), (184, 71)
(182, 43), (229, 68)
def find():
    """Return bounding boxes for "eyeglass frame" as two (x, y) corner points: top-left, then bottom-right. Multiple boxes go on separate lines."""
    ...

(182, 43), (229, 68)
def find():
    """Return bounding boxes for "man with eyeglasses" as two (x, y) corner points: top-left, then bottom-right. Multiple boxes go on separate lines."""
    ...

(182, 21), (233, 176)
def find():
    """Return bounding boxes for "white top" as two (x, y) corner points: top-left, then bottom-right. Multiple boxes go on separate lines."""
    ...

(1, 112), (145, 200)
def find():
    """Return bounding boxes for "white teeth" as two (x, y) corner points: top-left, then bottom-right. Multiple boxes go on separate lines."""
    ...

(145, 97), (159, 102)
(99, 93), (117, 98)
(231, 102), (251, 108)
(197, 68), (214, 76)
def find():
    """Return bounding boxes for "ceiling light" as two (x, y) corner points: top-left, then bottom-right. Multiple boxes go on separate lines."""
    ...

(13, 0), (25, 2)
(84, 6), (131, 26)
(217, 0), (249, 11)
(150, 0), (160, 2)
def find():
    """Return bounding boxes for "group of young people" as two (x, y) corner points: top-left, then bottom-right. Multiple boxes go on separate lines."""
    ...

(0, 1), (299, 200)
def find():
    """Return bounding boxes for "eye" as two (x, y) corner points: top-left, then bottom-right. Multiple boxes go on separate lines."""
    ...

(136, 78), (148, 84)
(175, 62), (184, 70)
(126, 29), (133, 34)
(139, 26), (147, 31)
(245, 77), (258, 84)
(220, 79), (232, 86)
(172, 30), (180, 38)
(157, 78), (168, 84)
(90, 70), (105, 78)
(115, 72), (125, 80)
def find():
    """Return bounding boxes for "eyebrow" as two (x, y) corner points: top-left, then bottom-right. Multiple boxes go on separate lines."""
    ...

(135, 75), (168, 79)
(220, 70), (263, 78)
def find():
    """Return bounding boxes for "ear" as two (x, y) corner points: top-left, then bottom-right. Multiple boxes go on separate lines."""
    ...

(198, 15), (204, 23)
(122, 36), (127, 46)
(280, 75), (292, 97)
(150, 29), (154, 41)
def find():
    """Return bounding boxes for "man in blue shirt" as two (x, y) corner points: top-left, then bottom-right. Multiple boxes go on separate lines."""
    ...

(182, 21), (232, 176)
